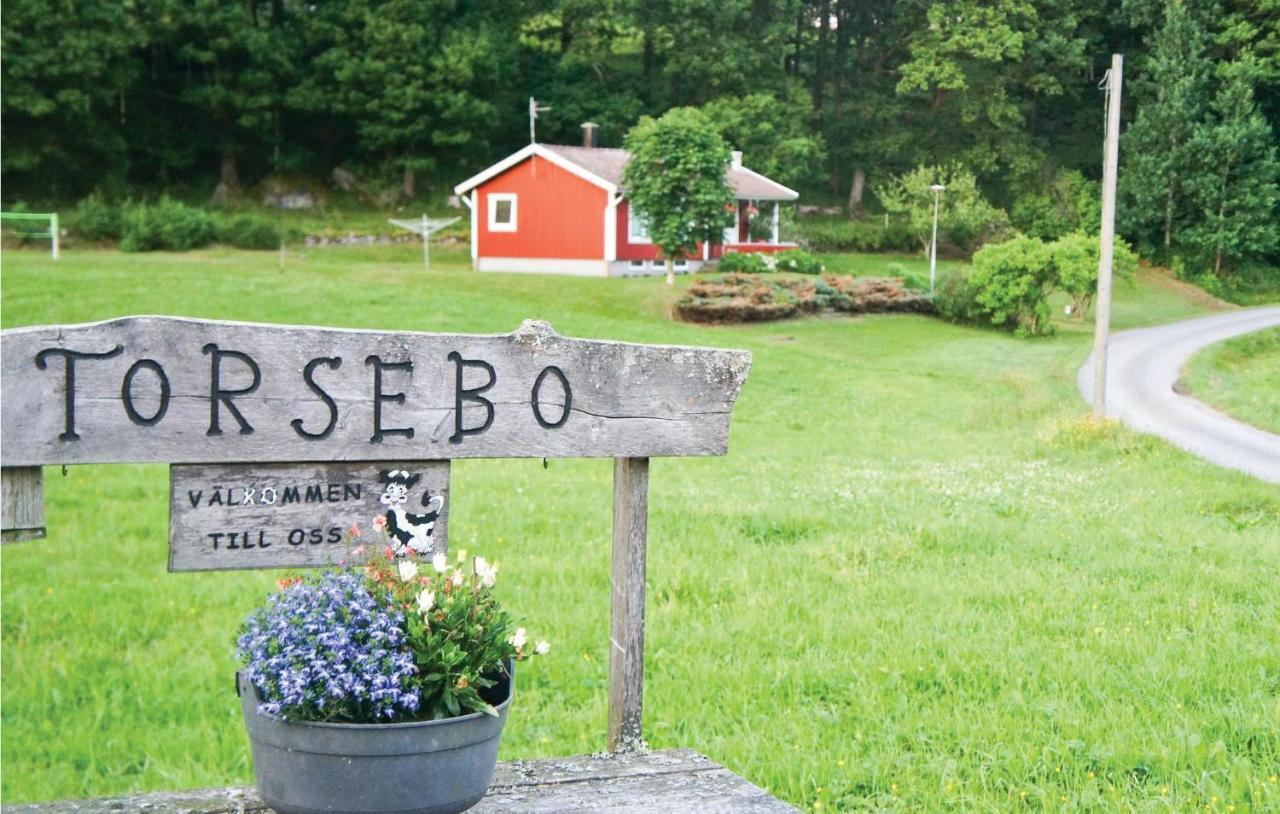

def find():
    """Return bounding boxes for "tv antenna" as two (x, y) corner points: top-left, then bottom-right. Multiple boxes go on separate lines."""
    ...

(529, 97), (551, 144)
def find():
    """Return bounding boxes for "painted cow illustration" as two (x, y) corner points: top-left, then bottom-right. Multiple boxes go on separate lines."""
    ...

(377, 470), (445, 556)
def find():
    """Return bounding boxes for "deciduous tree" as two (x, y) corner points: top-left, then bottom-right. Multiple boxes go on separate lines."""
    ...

(622, 107), (735, 285)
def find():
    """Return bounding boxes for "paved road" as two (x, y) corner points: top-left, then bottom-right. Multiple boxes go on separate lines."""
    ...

(1078, 305), (1280, 484)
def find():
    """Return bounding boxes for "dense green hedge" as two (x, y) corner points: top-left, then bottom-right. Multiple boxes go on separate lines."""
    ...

(714, 248), (825, 275)
(786, 217), (917, 253)
(70, 196), (290, 251)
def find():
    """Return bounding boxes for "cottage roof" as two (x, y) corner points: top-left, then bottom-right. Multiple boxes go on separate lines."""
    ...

(454, 144), (799, 201)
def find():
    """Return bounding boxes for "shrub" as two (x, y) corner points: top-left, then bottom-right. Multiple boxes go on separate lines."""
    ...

(876, 164), (1010, 254)
(934, 269), (982, 324)
(71, 193), (122, 241)
(676, 273), (801, 322)
(1172, 255), (1280, 305)
(715, 252), (771, 274)
(676, 273), (930, 323)
(1011, 171), (1101, 240)
(1050, 232), (1138, 319)
(965, 235), (1057, 336)
(221, 214), (282, 250)
(773, 248), (824, 275)
(826, 276), (932, 314)
(787, 218), (915, 253)
(119, 198), (220, 252)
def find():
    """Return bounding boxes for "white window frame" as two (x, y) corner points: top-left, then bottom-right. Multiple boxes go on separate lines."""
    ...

(673, 259), (688, 270)
(627, 204), (651, 244)
(488, 193), (518, 232)
(628, 259), (645, 270)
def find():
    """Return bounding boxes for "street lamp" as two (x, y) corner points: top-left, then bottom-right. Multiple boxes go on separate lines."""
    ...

(929, 184), (946, 296)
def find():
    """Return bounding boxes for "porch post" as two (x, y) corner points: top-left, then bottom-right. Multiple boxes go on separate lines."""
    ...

(771, 202), (780, 244)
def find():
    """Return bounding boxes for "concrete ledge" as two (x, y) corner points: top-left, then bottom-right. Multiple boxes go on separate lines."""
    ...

(10, 748), (798, 813)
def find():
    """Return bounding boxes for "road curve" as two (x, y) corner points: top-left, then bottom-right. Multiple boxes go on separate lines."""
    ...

(1078, 305), (1280, 484)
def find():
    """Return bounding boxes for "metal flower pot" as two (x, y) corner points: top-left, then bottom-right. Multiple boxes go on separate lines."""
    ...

(237, 666), (511, 814)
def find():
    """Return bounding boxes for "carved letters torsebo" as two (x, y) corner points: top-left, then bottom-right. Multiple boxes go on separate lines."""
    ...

(1, 317), (752, 464)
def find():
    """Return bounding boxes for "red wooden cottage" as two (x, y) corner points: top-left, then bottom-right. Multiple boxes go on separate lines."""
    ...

(453, 126), (799, 276)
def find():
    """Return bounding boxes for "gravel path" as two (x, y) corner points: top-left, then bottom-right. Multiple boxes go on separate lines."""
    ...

(1078, 305), (1280, 484)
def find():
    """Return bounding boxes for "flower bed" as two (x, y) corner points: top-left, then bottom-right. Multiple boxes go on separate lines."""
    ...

(675, 273), (931, 324)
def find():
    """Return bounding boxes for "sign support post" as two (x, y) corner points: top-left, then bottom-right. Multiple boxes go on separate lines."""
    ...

(608, 456), (649, 753)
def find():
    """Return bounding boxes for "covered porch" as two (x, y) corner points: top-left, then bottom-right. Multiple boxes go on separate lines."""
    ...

(711, 154), (799, 258)
(709, 198), (798, 259)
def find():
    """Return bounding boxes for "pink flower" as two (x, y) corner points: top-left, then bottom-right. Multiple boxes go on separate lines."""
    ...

(373, 515), (387, 531)
(349, 522), (362, 538)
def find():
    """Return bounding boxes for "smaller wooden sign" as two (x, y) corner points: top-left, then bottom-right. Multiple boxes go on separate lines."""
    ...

(169, 461), (449, 572)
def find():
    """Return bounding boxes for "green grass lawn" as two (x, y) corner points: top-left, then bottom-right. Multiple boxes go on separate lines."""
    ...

(1183, 327), (1280, 435)
(2, 246), (1278, 812)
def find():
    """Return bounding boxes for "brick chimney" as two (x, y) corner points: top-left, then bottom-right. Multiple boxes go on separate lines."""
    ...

(582, 122), (600, 148)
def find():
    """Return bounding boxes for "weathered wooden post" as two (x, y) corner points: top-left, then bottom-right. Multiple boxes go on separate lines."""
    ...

(1, 467), (45, 542)
(609, 455), (649, 752)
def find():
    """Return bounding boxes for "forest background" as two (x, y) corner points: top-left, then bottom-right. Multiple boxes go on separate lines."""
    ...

(3, 0), (1277, 287)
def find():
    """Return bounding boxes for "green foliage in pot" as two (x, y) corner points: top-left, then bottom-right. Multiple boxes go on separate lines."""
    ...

(237, 546), (547, 724)
(366, 551), (547, 719)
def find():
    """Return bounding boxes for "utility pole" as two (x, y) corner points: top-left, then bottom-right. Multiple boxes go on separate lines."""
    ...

(1092, 54), (1123, 418)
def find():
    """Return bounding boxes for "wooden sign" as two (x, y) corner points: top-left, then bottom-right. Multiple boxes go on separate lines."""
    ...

(0, 316), (751, 466)
(0, 314), (753, 756)
(168, 461), (450, 572)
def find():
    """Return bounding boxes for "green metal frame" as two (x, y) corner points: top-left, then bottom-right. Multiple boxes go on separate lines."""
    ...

(1, 212), (59, 259)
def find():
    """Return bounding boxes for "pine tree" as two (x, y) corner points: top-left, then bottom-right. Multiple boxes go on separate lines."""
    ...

(1180, 66), (1280, 276)
(1119, 0), (1214, 256)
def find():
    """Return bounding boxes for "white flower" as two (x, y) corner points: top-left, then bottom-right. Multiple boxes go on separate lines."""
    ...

(432, 552), (448, 573)
(509, 627), (528, 649)
(475, 556), (499, 588)
(416, 588), (435, 614)
(534, 640), (550, 655)
(397, 560), (419, 582)
(455, 548), (468, 563)
(451, 570), (465, 588)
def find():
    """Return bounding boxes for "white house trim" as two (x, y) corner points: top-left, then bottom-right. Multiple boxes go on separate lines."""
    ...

(734, 165), (800, 201)
(453, 145), (537, 195)
(627, 205), (652, 244)
(460, 193), (477, 263)
(453, 144), (618, 197)
(604, 199), (617, 261)
(487, 193), (518, 232)
(477, 257), (610, 276)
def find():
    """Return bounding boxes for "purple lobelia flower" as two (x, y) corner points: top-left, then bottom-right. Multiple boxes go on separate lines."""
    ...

(236, 570), (420, 722)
